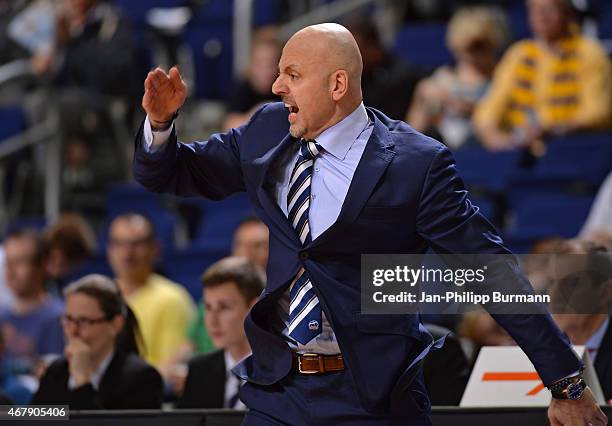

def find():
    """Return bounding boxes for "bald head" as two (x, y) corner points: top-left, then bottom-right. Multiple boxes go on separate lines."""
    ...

(272, 23), (364, 139)
(288, 23), (363, 85)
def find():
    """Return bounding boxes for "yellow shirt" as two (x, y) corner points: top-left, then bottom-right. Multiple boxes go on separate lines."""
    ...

(473, 34), (612, 132)
(127, 274), (195, 368)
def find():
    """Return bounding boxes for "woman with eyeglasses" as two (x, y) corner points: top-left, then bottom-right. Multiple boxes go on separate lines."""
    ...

(31, 274), (163, 409)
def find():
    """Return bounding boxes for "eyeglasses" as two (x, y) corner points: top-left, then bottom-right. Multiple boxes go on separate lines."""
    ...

(61, 314), (111, 328)
(108, 237), (154, 248)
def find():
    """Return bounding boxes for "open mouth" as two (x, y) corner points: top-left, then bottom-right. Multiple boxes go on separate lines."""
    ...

(285, 103), (299, 114)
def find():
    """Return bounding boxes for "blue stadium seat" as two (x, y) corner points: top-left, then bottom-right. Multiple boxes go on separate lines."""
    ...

(111, 0), (188, 25)
(503, 186), (595, 253)
(453, 146), (522, 192)
(506, 0), (531, 41)
(189, 0), (233, 25)
(183, 25), (234, 99)
(253, 0), (283, 26)
(77, 253), (114, 278)
(0, 106), (26, 142)
(161, 247), (227, 300)
(1, 217), (46, 237)
(593, 0), (612, 39)
(190, 193), (255, 252)
(393, 23), (453, 70)
(521, 133), (612, 188)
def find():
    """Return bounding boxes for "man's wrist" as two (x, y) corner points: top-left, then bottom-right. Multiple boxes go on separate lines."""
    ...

(548, 370), (586, 400)
(150, 110), (179, 131)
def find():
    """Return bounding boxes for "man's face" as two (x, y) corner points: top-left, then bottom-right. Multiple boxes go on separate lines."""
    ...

(4, 237), (46, 298)
(271, 36), (336, 139)
(528, 0), (569, 42)
(204, 281), (253, 350)
(232, 222), (269, 269)
(107, 217), (158, 282)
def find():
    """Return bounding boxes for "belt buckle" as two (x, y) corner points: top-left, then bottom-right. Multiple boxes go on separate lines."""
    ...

(298, 353), (320, 374)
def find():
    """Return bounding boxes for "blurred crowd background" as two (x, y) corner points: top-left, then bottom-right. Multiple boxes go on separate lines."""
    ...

(0, 0), (611, 410)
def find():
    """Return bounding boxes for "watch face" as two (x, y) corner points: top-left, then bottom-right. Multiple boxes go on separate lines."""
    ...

(567, 382), (584, 400)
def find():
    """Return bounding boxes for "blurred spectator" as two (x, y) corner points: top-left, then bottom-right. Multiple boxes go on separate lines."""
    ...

(168, 218), (269, 395)
(406, 7), (508, 149)
(473, 0), (612, 152)
(31, 274), (163, 409)
(579, 171), (612, 248)
(347, 17), (425, 120)
(545, 239), (612, 402)
(0, 329), (31, 404)
(458, 309), (515, 364)
(0, 229), (64, 365)
(232, 217), (270, 270)
(0, 246), (16, 309)
(31, 0), (137, 97)
(223, 29), (281, 131)
(178, 257), (264, 408)
(29, 0), (139, 197)
(0, 0), (45, 66)
(187, 218), (269, 355)
(523, 237), (566, 294)
(106, 213), (195, 372)
(45, 212), (97, 293)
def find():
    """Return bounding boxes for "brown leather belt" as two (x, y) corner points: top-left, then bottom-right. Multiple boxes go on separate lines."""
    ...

(291, 352), (344, 374)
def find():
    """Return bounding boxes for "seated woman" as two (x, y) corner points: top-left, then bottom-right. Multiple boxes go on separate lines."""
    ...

(31, 274), (163, 409)
(178, 257), (264, 409)
(406, 6), (508, 149)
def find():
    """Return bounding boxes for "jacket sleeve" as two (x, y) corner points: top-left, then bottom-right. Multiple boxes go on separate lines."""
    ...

(415, 145), (582, 386)
(133, 104), (268, 200)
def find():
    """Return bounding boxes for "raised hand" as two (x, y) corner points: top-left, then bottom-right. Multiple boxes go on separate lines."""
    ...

(65, 337), (95, 388)
(142, 66), (187, 128)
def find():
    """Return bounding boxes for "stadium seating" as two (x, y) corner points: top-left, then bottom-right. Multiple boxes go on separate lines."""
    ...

(0, 106), (26, 142)
(393, 23), (453, 70)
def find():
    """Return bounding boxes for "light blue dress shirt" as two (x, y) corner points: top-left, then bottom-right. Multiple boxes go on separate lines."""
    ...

(144, 102), (373, 354)
(272, 103), (373, 354)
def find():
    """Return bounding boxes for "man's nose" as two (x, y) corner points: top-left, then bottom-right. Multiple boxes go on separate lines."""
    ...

(272, 76), (285, 95)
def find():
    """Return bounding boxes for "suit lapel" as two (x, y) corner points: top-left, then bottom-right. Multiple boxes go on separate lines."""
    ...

(309, 113), (396, 249)
(253, 133), (301, 248)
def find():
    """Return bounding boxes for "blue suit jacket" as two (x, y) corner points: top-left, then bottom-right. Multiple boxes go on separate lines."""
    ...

(133, 103), (581, 416)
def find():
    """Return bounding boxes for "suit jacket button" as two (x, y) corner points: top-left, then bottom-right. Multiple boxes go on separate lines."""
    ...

(300, 252), (309, 260)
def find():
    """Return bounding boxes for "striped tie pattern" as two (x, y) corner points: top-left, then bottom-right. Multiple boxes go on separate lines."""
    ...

(287, 139), (323, 344)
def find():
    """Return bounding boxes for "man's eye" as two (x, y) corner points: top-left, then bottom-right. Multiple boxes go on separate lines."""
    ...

(290, 74), (297, 80)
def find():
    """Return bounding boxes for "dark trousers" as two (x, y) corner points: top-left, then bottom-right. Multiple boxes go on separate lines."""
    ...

(240, 368), (432, 426)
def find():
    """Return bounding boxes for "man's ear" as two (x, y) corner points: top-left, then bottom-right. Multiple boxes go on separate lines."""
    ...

(330, 70), (348, 102)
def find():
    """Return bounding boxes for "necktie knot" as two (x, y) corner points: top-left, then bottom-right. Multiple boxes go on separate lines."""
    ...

(299, 139), (322, 161)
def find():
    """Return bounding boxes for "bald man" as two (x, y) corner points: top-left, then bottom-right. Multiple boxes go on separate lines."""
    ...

(134, 24), (606, 426)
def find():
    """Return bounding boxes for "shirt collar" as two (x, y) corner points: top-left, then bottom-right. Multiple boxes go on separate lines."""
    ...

(585, 317), (609, 353)
(224, 351), (249, 374)
(314, 102), (369, 161)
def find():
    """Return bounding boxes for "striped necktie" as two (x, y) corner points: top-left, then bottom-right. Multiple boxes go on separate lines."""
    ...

(286, 139), (323, 344)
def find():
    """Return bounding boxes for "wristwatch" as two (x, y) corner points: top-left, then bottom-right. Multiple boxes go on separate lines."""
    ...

(549, 373), (587, 400)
